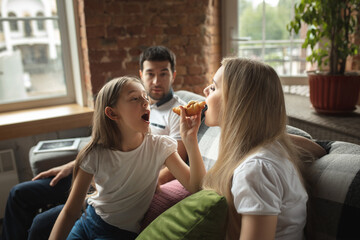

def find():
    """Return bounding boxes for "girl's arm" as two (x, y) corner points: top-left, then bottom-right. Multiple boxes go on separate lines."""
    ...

(158, 140), (188, 185)
(49, 169), (93, 240)
(239, 215), (277, 240)
(165, 150), (204, 193)
(165, 107), (206, 193)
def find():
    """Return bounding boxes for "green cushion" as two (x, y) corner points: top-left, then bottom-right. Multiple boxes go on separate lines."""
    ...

(137, 190), (228, 240)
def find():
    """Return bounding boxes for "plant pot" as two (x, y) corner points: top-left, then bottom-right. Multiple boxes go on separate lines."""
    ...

(308, 73), (360, 114)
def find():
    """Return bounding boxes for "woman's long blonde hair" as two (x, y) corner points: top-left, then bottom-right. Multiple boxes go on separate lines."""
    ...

(73, 76), (144, 180)
(202, 58), (306, 239)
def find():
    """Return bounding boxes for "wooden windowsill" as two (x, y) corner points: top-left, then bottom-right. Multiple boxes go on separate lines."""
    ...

(284, 94), (360, 145)
(0, 104), (94, 141)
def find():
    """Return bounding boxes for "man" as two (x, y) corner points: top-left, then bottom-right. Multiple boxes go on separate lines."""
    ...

(1, 46), (186, 240)
(139, 46), (187, 184)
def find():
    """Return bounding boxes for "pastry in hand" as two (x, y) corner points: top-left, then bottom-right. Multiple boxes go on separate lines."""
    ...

(172, 100), (206, 116)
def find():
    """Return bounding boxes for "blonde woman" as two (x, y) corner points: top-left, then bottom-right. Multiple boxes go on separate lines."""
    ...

(202, 58), (313, 239)
(49, 76), (205, 239)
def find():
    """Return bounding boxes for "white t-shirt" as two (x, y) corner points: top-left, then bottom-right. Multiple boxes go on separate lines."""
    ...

(80, 134), (177, 233)
(231, 141), (308, 240)
(150, 94), (186, 140)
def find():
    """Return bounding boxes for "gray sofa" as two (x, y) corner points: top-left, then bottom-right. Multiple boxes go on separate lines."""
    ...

(29, 90), (360, 239)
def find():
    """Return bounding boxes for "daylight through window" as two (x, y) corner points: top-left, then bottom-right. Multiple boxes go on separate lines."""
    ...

(227, 0), (314, 77)
(0, 0), (76, 111)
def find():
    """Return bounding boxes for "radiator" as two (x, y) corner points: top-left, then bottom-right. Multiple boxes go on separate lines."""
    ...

(0, 149), (19, 219)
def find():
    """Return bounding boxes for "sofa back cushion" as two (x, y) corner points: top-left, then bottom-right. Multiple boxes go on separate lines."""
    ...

(175, 90), (220, 171)
(175, 90), (205, 103)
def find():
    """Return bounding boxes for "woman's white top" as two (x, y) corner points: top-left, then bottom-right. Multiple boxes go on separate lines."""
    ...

(231, 141), (308, 240)
(80, 134), (177, 233)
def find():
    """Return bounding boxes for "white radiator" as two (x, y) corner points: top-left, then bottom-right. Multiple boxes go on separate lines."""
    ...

(0, 149), (19, 219)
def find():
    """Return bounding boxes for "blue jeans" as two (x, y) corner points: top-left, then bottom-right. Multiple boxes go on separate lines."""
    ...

(1, 175), (72, 240)
(67, 205), (138, 240)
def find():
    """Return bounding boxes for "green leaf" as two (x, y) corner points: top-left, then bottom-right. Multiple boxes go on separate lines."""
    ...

(286, 0), (359, 74)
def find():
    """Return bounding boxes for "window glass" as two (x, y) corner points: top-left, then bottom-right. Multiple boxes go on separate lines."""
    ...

(8, 12), (18, 31)
(233, 0), (312, 76)
(0, 0), (73, 110)
(36, 12), (45, 31)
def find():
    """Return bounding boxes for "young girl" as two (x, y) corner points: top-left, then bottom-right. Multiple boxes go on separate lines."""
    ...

(201, 58), (310, 239)
(49, 76), (205, 239)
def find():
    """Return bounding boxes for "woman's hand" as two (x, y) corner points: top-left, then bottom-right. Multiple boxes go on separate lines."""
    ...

(179, 106), (201, 148)
(32, 160), (75, 187)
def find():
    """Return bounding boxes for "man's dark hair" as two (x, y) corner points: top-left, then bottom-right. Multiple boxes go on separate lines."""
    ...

(139, 46), (176, 73)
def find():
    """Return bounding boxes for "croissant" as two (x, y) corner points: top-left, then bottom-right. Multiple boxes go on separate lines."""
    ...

(172, 100), (206, 116)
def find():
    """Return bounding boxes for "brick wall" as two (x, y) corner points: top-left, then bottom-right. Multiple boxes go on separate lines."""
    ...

(76, 0), (221, 107)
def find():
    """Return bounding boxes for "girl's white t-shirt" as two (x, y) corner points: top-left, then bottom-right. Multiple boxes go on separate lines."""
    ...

(231, 141), (308, 240)
(80, 134), (177, 233)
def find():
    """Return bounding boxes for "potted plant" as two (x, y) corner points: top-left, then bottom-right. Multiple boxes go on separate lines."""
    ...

(287, 0), (360, 114)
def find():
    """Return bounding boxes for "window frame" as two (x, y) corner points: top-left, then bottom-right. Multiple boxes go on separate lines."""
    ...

(0, 0), (84, 113)
(222, 0), (308, 85)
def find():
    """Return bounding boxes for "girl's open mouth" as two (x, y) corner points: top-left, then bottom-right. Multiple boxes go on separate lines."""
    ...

(141, 111), (150, 122)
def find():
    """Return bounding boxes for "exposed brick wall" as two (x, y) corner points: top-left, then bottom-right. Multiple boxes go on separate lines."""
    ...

(77, 0), (221, 106)
(76, 0), (93, 108)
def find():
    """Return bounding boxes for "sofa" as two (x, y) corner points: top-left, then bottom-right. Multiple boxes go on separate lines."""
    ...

(29, 90), (360, 239)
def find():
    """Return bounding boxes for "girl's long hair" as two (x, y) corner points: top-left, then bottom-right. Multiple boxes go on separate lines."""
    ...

(73, 76), (144, 180)
(202, 58), (306, 239)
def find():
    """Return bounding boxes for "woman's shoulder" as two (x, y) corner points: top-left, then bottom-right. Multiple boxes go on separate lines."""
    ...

(234, 144), (298, 191)
(254, 141), (290, 162)
(236, 143), (290, 172)
(235, 154), (275, 177)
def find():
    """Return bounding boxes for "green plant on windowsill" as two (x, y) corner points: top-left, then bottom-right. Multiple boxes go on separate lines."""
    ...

(287, 0), (360, 114)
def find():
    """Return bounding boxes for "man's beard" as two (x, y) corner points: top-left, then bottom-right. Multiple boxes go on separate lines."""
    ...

(149, 90), (165, 101)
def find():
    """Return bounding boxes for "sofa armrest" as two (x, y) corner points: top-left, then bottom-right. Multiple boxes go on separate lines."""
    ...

(286, 125), (312, 139)
(308, 141), (360, 239)
(29, 136), (91, 176)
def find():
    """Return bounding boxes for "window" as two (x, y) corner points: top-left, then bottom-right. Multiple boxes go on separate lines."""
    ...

(52, 11), (58, 30)
(24, 17), (32, 37)
(0, 0), (82, 112)
(8, 12), (18, 31)
(223, 0), (312, 84)
(36, 12), (45, 31)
